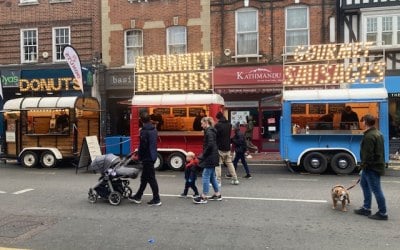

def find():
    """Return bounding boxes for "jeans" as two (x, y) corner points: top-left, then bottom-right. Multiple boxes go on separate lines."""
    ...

(202, 167), (219, 195)
(360, 169), (387, 215)
(183, 169), (199, 196)
(233, 152), (250, 175)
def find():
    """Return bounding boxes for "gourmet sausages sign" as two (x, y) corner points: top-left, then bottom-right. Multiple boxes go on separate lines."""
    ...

(134, 52), (213, 93)
(283, 42), (385, 87)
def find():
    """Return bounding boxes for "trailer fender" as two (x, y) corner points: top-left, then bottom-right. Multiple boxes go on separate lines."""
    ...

(297, 148), (357, 166)
(19, 147), (63, 160)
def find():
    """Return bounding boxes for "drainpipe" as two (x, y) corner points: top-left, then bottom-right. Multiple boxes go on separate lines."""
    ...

(270, 0), (274, 60)
(220, 0), (225, 63)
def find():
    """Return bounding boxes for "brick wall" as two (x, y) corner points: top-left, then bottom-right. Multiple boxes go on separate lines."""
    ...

(0, 0), (101, 65)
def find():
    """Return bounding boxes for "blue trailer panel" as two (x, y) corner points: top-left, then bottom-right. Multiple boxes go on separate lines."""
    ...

(280, 88), (389, 174)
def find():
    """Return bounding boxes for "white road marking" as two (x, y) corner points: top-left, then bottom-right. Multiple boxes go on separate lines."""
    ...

(382, 180), (400, 184)
(157, 194), (327, 203)
(278, 178), (319, 182)
(12, 189), (34, 194)
(0, 190), (6, 194)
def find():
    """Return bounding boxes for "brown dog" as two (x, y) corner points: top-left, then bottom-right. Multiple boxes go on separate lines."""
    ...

(331, 185), (350, 212)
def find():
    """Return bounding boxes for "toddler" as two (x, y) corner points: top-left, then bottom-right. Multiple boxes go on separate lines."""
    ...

(180, 151), (200, 198)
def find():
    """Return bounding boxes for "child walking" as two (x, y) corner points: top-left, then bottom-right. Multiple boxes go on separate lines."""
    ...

(180, 151), (200, 198)
(232, 124), (252, 179)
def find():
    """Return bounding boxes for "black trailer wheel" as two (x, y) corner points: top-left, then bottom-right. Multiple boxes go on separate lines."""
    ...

(41, 151), (57, 168)
(303, 152), (328, 174)
(330, 152), (356, 175)
(167, 152), (185, 171)
(88, 188), (98, 203)
(108, 191), (122, 206)
(154, 153), (164, 171)
(21, 151), (38, 168)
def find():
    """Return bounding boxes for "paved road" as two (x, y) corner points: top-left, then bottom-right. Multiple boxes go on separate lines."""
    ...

(0, 162), (400, 250)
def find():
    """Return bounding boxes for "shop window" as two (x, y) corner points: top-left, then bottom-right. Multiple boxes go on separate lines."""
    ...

(362, 10), (400, 48)
(53, 27), (70, 62)
(167, 26), (187, 55)
(21, 28), (38, 63)
(285, 6), (309, 54)
(26, 109), (70, 135)
(125, 29), (143, 65)
(235, 8), (258, 56)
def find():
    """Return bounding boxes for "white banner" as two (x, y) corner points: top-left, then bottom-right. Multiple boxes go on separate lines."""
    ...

(63, 45), (83, 93)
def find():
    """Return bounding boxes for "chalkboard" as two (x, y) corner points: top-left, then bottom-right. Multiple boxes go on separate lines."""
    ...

(189, 107), (204, 117)
(328, 104), (345, 113)
(154, 108), (170, 115)
(309, 104), (326, 114)
(291, 104), (306, 114)
(172, 108), (187, 117)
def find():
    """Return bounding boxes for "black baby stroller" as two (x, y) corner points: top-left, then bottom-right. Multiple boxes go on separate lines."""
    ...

(88, 153), (142, 205)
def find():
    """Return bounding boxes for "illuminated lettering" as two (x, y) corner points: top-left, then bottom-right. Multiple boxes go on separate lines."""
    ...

(135, 52), (213, 93)
(19, 77), (81, 92)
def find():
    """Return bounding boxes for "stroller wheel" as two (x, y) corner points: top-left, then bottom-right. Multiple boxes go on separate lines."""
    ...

(123, 186), (132, 198)
(88, 188), (98, 203)
(108, 191), (122, 206)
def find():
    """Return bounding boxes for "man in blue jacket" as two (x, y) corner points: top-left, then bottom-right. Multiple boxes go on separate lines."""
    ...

(129, 112), (161, 206)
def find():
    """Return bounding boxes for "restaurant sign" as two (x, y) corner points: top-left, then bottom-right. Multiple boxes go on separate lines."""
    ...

(214, 66), (283, 86)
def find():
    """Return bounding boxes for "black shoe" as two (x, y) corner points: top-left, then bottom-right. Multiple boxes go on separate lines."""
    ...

(128, 196), (142, 204)
(243, 174), (252, 179)
(147, 200), (162, 206)
(209, 194), (223, 201)
(368, 212), (388, 221)
(354, 207), (371, 216)
(193, 196), (207, 204)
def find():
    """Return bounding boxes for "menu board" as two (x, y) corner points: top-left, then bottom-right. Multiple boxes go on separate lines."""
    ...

(328, 104), (345, 113)
(189, 107), (204, 117)
(172, 108), (187, 117)
(309, 104), (326, 114)
(154, 108), (170, 115)
(291, 104), (306, 114)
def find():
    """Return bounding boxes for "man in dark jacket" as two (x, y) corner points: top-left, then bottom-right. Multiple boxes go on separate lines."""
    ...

(354, 114), (387, 220)
(129, 112), (161, 206)
(214, 112), (239, 185)
(193, 117), (222, 204)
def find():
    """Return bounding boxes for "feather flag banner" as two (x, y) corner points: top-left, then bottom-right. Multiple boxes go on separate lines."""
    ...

(63, 45), (83, 94)
(0, 71), (3, 99)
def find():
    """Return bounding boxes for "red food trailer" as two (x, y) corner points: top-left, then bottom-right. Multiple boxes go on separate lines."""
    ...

(130, 93), (224, 171)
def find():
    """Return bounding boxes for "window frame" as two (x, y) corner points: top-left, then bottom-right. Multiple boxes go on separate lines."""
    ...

(361, 8), (400, 48)
(235, 8), (259, 57)
(166, 26), (187, 55)
(20, 28), (38, 63)
(285, 5), (310, 54)
(52, 26), (71, 62)
(19, 0), (38, 4)
(125, 29), (143, 66)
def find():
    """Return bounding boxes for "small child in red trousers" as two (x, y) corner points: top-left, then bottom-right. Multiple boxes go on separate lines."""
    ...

(179, 151), (200, 198)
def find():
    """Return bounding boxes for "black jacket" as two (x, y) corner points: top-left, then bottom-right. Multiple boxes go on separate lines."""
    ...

(215, 117), (232, 151)
(231, 129), (247, 154)
(199, 126), (219, 168)
(138, 122), (158, 162)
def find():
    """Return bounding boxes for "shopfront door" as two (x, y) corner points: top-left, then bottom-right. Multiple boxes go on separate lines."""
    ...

(260, 109), (281, 152)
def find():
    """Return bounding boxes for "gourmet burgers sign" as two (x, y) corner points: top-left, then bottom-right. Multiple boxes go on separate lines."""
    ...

(134, 52), (213, 93)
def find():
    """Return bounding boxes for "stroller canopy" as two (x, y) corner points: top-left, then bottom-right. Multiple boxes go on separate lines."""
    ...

(89, 154), (121, 173)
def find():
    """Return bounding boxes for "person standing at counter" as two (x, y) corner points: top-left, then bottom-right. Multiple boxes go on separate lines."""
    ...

(340, 106), (359, 129)
(193, 109), (206, 131)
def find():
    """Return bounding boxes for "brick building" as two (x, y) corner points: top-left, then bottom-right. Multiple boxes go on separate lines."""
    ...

(101, 0), (210, 135)
(0, 0), (102, 98)
(210, 0), (336, 151)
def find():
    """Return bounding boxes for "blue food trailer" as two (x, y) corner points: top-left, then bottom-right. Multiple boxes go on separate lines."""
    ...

(279, 87), (389, 174)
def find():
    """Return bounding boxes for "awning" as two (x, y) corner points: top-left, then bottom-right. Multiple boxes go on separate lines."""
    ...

(2, 96), (100, 111)
(131, 93), (224, 106)
(283, 88), (388, 102)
